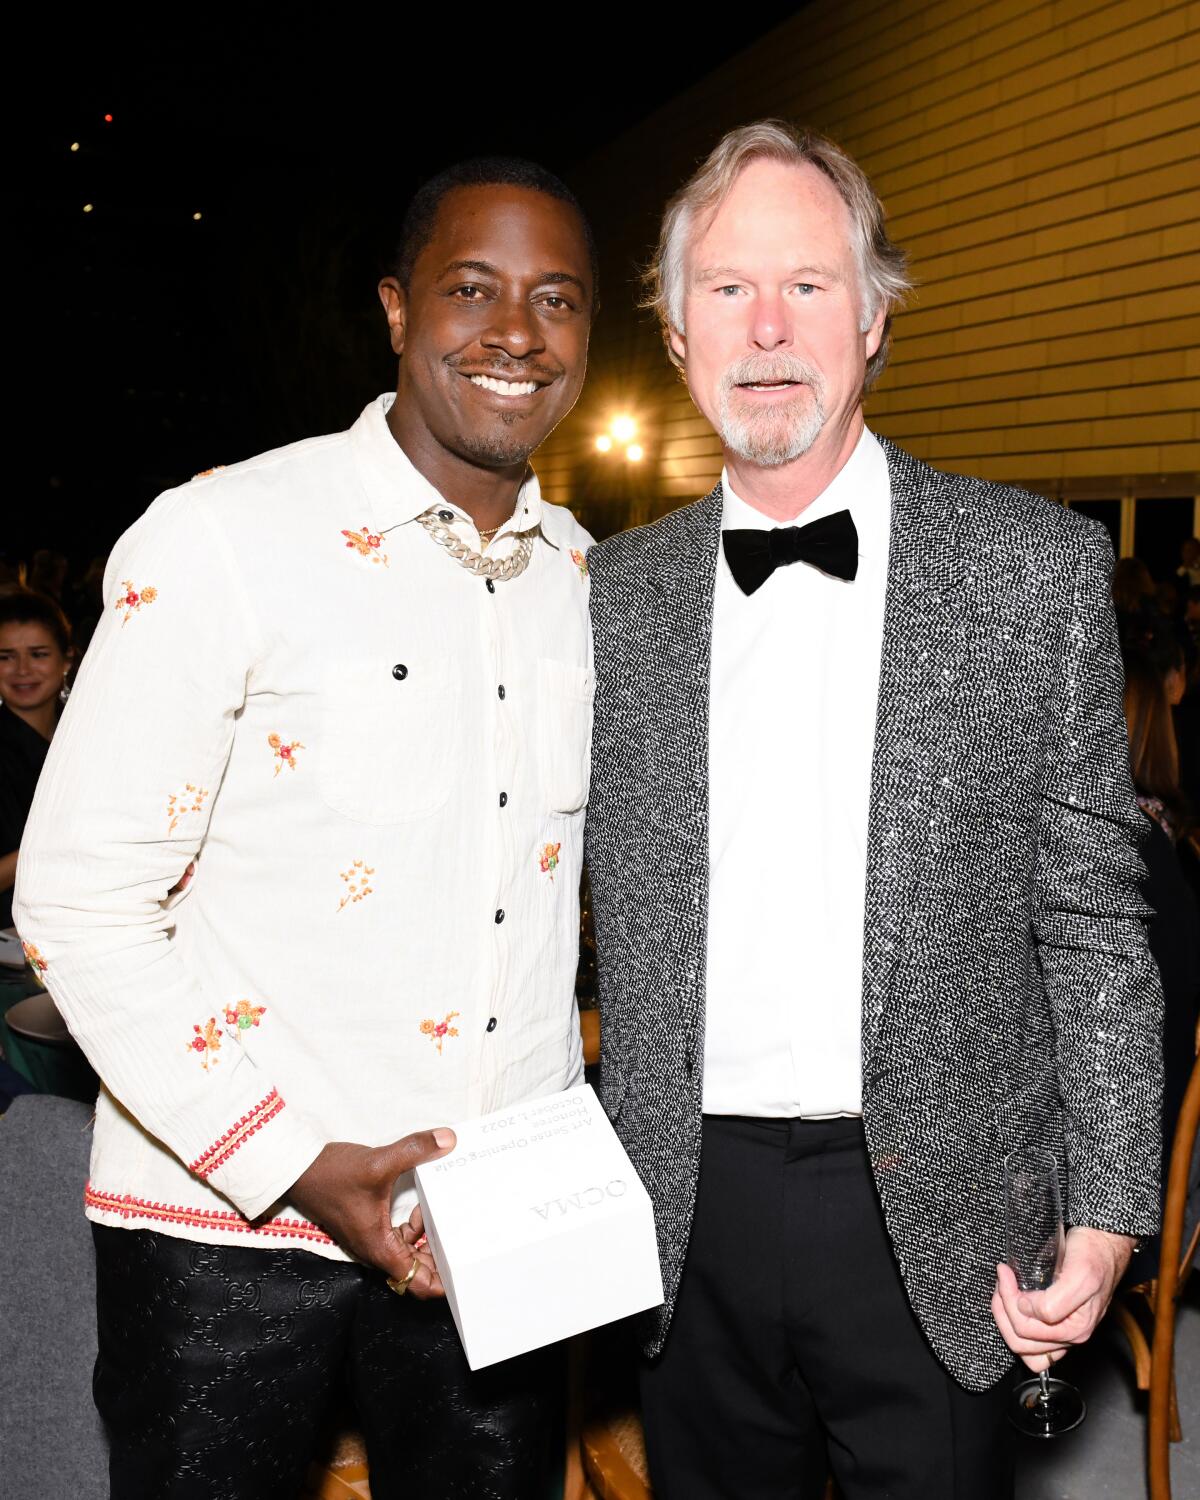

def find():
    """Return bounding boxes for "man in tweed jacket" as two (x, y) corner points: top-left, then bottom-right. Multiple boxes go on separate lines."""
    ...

(585, 123), (1162, 1499)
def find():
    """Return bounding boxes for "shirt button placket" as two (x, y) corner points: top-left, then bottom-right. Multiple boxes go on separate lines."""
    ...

(484, 571), (517, 1103)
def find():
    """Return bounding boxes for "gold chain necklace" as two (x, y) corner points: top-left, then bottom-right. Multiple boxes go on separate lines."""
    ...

(415, 508), (535, 582)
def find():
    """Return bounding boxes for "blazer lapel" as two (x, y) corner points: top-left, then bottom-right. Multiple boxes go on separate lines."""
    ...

(862, 440), (970, 1070)
(645, 485), (723, 1057)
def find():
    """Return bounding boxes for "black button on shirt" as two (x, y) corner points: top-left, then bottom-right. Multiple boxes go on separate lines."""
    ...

(438, 509), (454, 522)
(391, 664), (408, 680)
(494, 909), (505, 924)
(499, 792), (508, 808)
(486, 579), (496, 595)
(486, 1017), (497, 1033)
(497, 685), (506, 700)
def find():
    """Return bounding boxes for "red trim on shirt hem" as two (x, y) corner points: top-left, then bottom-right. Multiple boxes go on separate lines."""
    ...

(83, 1183), (334, 1245)
(187, 1090), (286, 1178)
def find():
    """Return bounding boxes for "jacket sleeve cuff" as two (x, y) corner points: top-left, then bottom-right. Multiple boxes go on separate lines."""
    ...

(194, 1091), (327, 1222)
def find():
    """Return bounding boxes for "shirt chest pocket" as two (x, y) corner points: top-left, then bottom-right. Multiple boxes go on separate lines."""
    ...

(537, 656), (594, 815)
(317, 654), (461, 824)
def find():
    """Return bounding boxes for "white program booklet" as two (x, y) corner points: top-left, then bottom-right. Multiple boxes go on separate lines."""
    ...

(414, 1084), (664, 1370)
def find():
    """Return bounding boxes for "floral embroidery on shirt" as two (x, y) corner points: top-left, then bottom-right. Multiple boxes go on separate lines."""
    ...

(569, 549), (589, 581)
(22, 941), (48, 981)
(337, 860), (376, 912)
(341, 525), (389, 567)
(420, 1011), (460, 1055)
(224, 998), (267, 1035)
(189, 1017), (223, 1071)
(268, 733), (304, 776)
(115, 581), (158, 624)
(167, 783), (209, 833)
(538, 842), (562, 879)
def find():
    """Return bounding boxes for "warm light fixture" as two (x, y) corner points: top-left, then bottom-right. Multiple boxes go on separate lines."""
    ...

(104, 113), (113, 123)
(594, 409), (647, 464)
(70, 142), (80, 152)
(193, 212), (203, 221)
(83, 203), (94, 213)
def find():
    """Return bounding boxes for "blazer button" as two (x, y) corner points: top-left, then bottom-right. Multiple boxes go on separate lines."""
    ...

(499, 792), (508, 807)
(497, 684), (506, 700)
(391, 664), (408, 680)
(486, 1017), (498, 1033)
(486, 579), (496, 594)
(494, 909), (505, 924)
(438, 509), (454, 522)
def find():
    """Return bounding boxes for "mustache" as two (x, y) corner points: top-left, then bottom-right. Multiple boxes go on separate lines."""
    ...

(445, 353), (560, 383)
(720, 353), (825, 392)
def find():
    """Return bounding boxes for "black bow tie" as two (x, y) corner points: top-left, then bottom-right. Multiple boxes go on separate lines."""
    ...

(722, 509), (859, 595)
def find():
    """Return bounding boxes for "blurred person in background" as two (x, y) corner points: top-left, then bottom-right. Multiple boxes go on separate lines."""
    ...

(1155, 577), (1180, 622)
(1177, 536), (1200, 589)
(1112, 555), (1157, 626)
(66, 553), (109, 657)
(1185, 585), (1200, 665)
(0, 592), (73, 929)
(28, 548), (68, 604)
(1122, 643), (1199, 1172)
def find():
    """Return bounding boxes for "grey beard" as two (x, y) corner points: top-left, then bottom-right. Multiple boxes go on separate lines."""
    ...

(716, 355), (827, 468)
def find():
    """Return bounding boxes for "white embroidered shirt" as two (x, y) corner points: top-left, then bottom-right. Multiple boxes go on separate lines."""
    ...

(15, 394), (595, 1256)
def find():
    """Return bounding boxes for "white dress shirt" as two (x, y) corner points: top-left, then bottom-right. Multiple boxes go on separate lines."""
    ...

(703, 426), (891, 1117)
(15, 393), (594, 1257)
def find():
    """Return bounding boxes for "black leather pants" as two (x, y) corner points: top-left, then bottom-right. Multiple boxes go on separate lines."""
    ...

(92, 1225), (560, 1500)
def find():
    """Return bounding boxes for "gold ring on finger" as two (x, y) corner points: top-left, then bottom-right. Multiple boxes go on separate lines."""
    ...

(387, 1261), (419, 1296)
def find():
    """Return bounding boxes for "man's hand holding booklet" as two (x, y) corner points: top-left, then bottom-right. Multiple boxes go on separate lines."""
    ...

(414, 1084), (664, 1369)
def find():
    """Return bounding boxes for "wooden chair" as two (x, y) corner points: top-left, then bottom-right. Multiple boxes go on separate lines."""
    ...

(1110, 1046), (1200, 1500)
(302, 1423), (371, 1499)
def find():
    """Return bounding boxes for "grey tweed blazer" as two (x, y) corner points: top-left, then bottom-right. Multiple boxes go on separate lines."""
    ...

(585, 436), (1163, 1391)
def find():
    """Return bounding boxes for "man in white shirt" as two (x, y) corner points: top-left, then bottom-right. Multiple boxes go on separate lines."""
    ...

(16, 157), (597, 1499)
(585, 123), (1161, 1498)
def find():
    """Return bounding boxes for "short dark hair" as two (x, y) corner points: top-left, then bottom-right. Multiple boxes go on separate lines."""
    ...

(391, 156), (599, 311)
(0, 589), (72, 655)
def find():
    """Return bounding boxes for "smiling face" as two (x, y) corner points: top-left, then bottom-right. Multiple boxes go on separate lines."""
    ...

(380, 184), (592, 473)
(0, 621), (68, 717)
(671, 158), (884, 471)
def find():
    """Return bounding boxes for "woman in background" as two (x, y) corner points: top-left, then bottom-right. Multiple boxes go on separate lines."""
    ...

(0, 592), (73, 929)
(1122, 644), (1199, 1165)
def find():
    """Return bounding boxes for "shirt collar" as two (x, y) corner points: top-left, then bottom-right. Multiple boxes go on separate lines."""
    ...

(721, 424), (884, 536)
(350, 392), (545, 539)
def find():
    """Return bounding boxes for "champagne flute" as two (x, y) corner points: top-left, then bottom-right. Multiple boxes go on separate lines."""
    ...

(1003, 1146), (1087, 1437)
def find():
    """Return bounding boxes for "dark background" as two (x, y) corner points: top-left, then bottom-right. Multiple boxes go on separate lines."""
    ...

(17, 16), (799, 568)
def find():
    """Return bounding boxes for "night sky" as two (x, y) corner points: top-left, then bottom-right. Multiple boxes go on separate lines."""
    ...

(19, 16), (799, 568)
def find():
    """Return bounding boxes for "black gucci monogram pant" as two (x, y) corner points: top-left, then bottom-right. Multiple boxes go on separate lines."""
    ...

(92, 1226), (560, 1500)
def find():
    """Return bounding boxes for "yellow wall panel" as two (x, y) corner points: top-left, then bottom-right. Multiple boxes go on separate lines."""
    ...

(535, 0), (1200, 520)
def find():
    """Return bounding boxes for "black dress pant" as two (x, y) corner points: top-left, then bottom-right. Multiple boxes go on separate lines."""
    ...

(640, 1116), (1013, 1500)
(92, 1225), (559, 1500)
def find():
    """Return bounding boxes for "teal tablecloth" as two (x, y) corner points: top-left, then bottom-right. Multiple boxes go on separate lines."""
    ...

(0, 975), (98, 1105)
